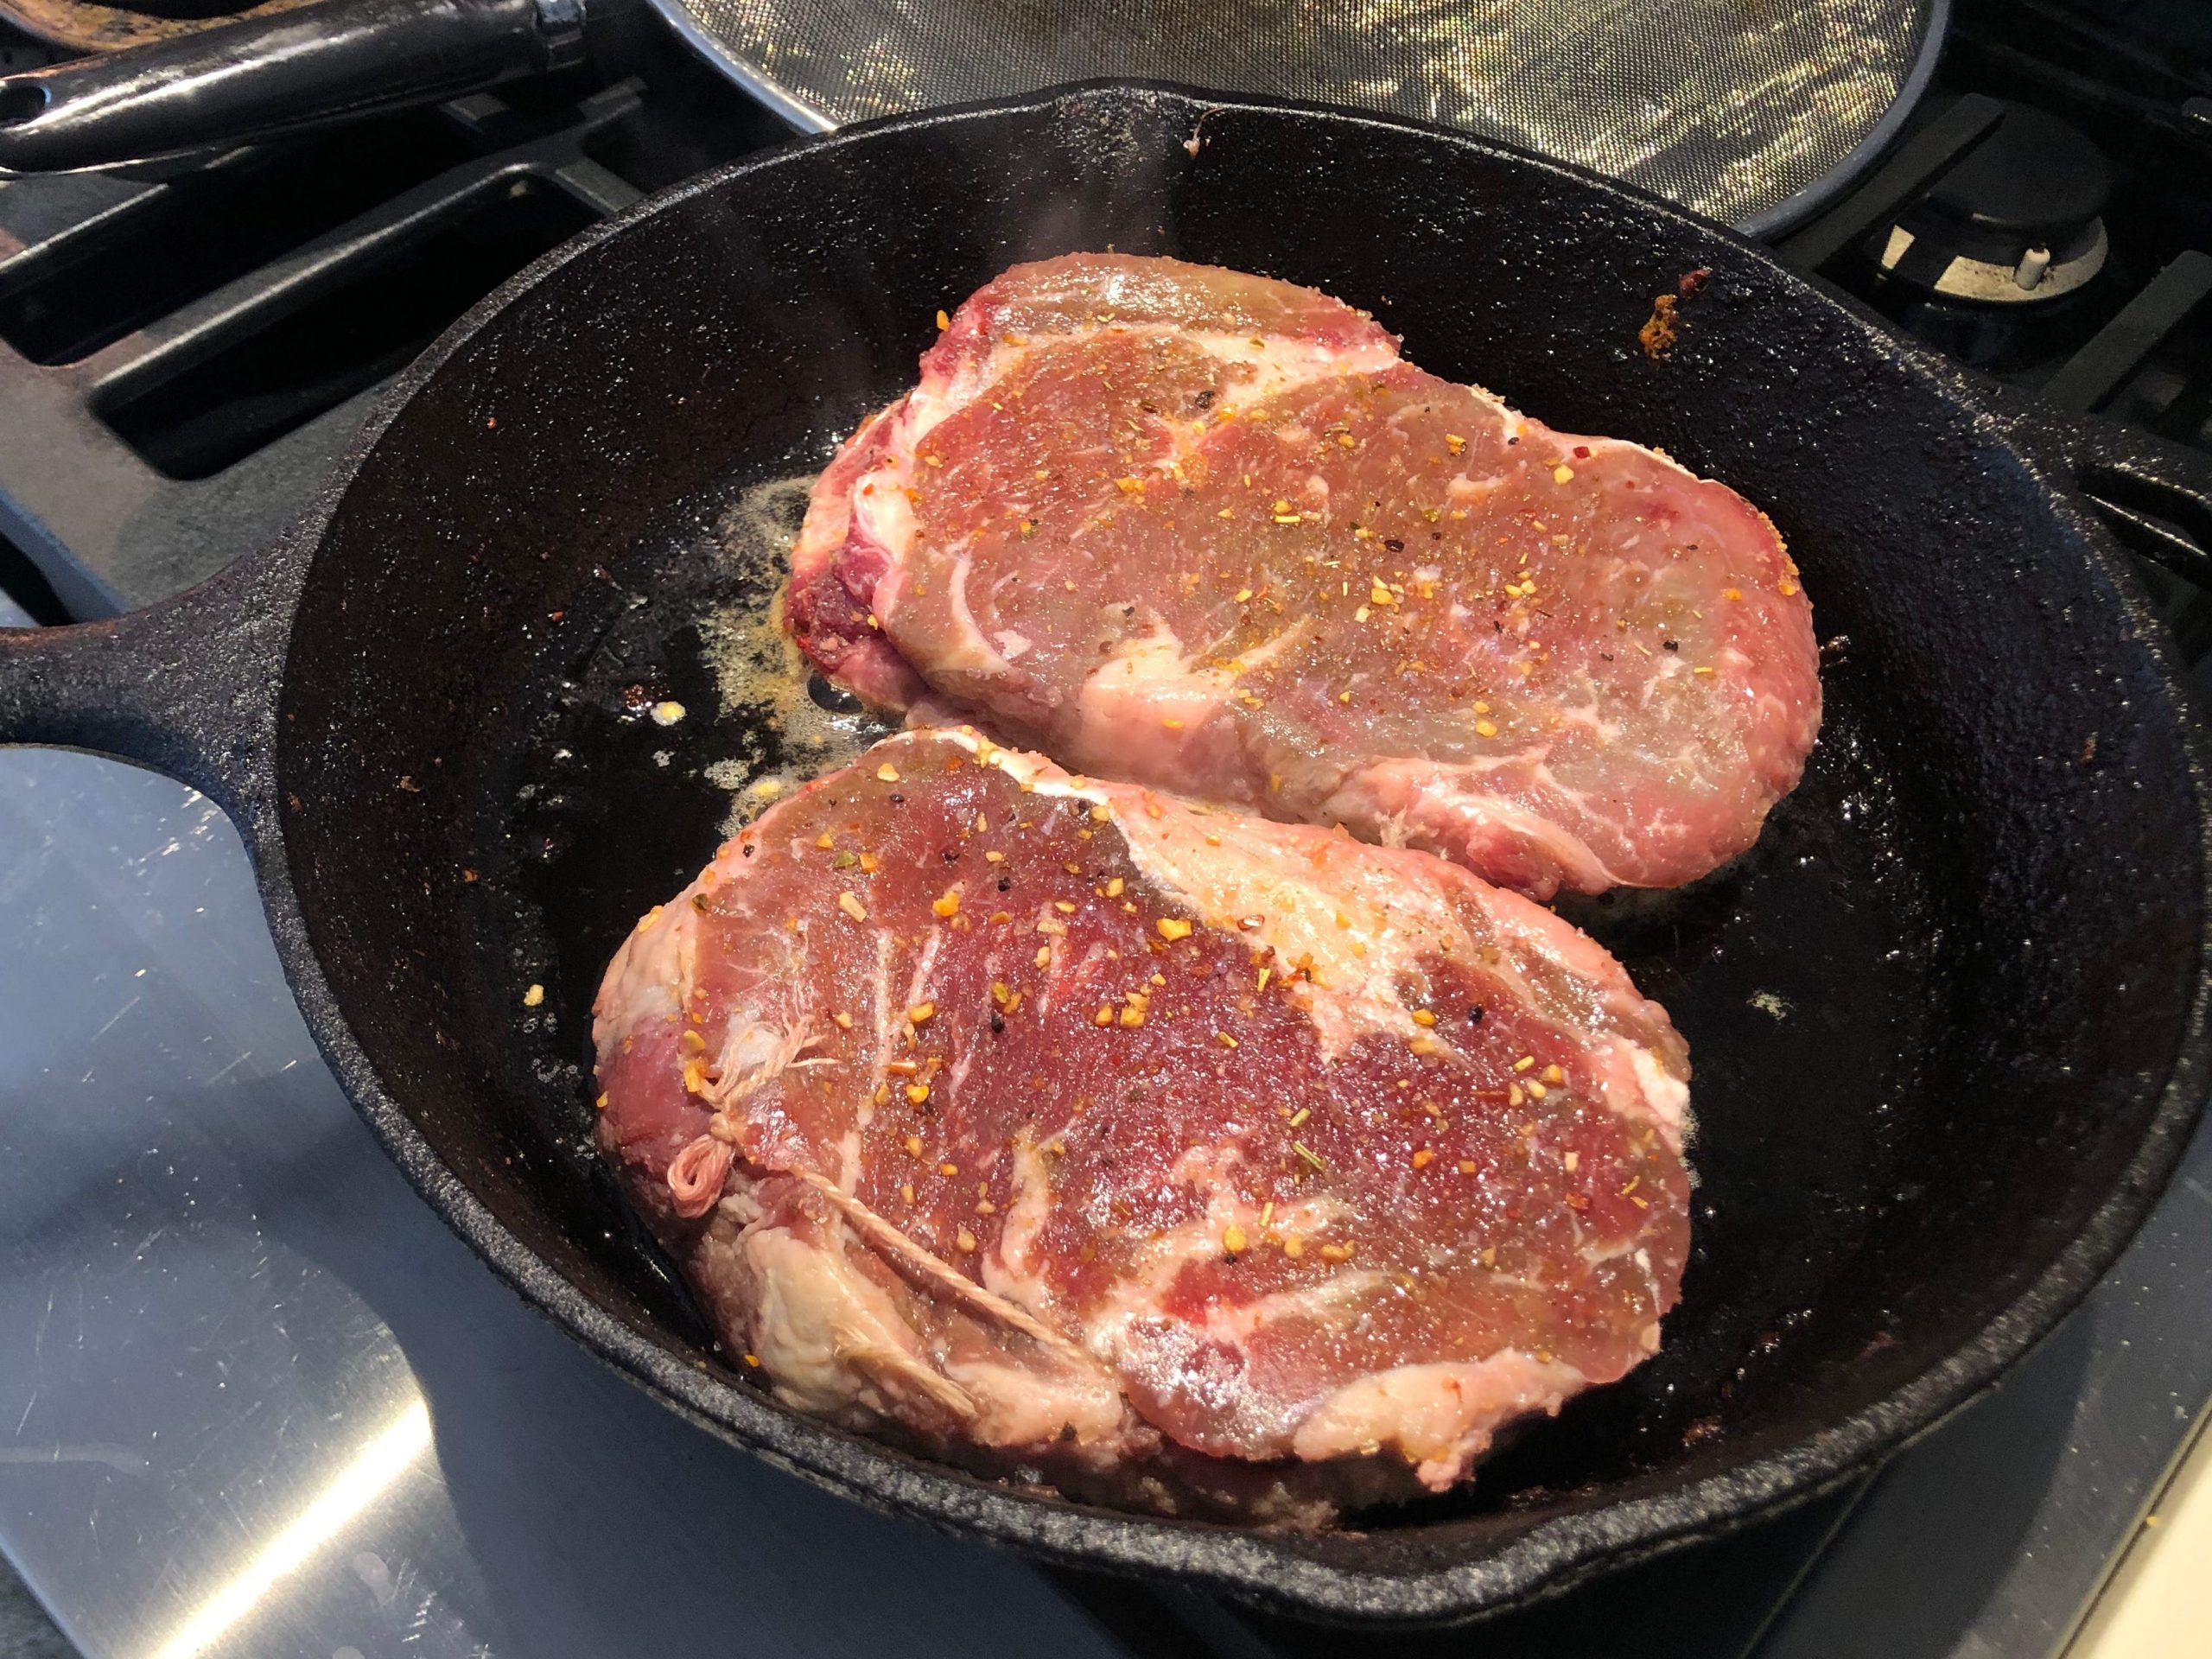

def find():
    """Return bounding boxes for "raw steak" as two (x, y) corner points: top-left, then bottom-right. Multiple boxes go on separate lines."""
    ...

(787, 254), (1821, 899)
(593, 728), (1691, 1519)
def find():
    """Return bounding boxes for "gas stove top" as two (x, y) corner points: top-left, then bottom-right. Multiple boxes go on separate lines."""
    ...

(1, 3), (2208, 1656)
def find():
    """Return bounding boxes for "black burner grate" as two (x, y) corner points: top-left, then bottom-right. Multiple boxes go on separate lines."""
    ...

(0, 22), (779, 613)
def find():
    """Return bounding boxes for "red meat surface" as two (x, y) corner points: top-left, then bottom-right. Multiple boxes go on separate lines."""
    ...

(789, 253), (1821, 899)
(593, 730), (1691, 1519)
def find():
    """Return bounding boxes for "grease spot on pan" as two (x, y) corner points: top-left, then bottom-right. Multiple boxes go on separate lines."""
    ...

(693, 474), (882, 831)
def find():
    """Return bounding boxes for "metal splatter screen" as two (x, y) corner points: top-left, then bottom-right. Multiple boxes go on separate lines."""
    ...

(666, 0), (1936, 229)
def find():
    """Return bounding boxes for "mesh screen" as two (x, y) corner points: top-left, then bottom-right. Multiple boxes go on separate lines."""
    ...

(670, 0), (1933, 228)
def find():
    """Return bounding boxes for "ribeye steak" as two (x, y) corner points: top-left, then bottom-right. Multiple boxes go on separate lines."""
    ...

(788, 254), (1821, 899)
(593, 729), (1691, 1518)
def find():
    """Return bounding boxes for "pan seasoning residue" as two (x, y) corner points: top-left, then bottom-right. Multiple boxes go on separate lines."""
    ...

(511, 465), (890, 950)
(695, 475), (884, 832)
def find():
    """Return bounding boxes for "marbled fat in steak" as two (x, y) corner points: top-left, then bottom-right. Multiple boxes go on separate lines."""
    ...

(592, 730), (1691, 1519)
(788, 254), (1821, 899)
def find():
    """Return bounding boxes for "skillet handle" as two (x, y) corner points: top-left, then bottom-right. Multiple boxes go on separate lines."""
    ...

(0, 0), (588, 175)
(2060, 418), (2212, 591)
(1967, 372), (2212, 590)
(2007, 251), (2212, 588)
(0, 552), (285, 821)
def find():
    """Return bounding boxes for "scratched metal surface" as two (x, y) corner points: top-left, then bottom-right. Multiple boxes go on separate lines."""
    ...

(0, 690), (1128, 1656)
(0, 1559), (70, 1658)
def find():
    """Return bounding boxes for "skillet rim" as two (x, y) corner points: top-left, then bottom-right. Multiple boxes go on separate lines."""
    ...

(250, 79), (2212, 1622)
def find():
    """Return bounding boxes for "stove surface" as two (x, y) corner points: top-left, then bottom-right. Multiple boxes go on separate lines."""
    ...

(1, 3), (2209, 1655)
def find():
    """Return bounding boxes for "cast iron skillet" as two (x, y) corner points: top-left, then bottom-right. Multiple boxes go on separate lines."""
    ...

(2, 84), (2209, 1624)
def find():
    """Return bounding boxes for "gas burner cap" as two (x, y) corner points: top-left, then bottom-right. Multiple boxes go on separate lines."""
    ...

(1877, 102), (2112, 304)
(1878, 219), (2107, 302)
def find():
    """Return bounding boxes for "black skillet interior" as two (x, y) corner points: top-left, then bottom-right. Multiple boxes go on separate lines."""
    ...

(265, 86), (2206, 1613)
